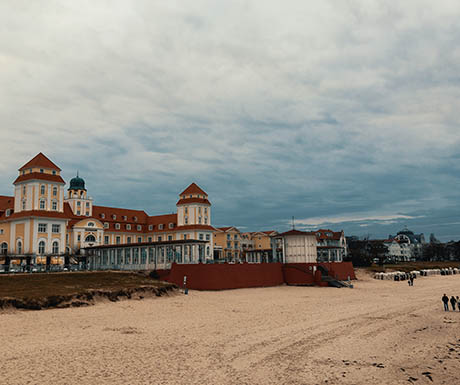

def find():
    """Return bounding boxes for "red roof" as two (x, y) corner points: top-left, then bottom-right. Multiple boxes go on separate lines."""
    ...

(5, 210), (69, 221)
(13, 173), (65, 185)
(216, 226), (239, 232)
(180, 183), (207, 196)
(176, 224), (216, 231)
(277, 229), (315, 237)
(19, 153), (61, 172)
(0, 195), (14, 211)
(176, 198), (211, 206)
(314, 229), (343, 241)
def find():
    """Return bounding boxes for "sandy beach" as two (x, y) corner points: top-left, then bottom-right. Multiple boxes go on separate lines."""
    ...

(1, 270), (460, 385)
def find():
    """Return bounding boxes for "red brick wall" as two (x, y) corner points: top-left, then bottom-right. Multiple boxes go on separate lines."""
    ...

(283, 262), (356, 285)
(167, 262), (284, 290)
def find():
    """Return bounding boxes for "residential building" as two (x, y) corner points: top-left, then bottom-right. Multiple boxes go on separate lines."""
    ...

(314, 229), (347, 262)
(213, 226), (242, 261)
(241, 231), (278, 263)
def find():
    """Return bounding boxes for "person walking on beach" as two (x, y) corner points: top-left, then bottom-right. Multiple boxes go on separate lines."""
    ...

(442, 294), (449, 311)
(410, 274), (414, 286)
(457, 296), (460, 312)
(450, 296), (457, 311)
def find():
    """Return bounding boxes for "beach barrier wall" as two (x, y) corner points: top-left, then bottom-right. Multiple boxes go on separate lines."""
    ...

(282, 262), (356, 286)
(167, 262), (284, 290)
(165, 262), (356, 290)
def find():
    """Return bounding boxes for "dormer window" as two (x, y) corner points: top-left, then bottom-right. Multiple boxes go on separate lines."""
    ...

(112, 214), (116, 220)
(133, 216), (137, 222)
(115, 223), (120, 230)
(52, 170), (56, 175)
(5, 209), (11, 217)
(104, 222), (109, 229)
(137, 225), (142, 231)
(126, 224), (131, 230)
(123, 215), (127, 221)
(169, 223), (174, 229)
(148, 225), (153, 231)
(159, 224), (164, 230)
(101, 213), (105, 219)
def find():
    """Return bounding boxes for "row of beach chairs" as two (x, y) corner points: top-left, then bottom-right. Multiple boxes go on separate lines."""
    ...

(374, 268), (459, 281)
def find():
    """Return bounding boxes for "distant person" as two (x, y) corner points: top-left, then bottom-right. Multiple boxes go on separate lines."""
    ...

(450, 296), (457, 311)
(410, 274), (414, 286)
(442, 294), (449, 311)
(457, 296), (460, 312)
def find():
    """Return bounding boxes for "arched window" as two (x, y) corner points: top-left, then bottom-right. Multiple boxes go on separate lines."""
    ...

(52, 186), (57, 196)
(38, 241), (46, 255)
(1, 242), (7, 255)
(40, 185), (46, 195)
(52, 241), (59, 254)
(17, 240), (22, 254)
(85, 234), (96, 243)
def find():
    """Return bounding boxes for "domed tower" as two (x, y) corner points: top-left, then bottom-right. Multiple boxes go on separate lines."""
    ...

(65, 173), (93, 216)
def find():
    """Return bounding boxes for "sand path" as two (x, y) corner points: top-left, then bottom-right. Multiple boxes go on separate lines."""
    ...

(1, 270), (460, 384)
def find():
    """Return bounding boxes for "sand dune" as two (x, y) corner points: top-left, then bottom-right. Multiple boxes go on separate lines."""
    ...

(1, 270), (460, 384)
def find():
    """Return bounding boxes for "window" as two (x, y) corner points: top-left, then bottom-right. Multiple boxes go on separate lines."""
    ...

(5, 209), (11, 217)
(123, 215), (127, 221)
(40, 169), (44, 173)
(198, 207), (201, 213)
(88, 222), (95, 227)
(138, 237), (142, 243)
(39, 200), (46, 210)
(22, 199), (26, 210)
(104, 236), (109, 245)
(169, 223), (174, 229)
(183, 234), (187, 240)
(137, 225), (142, 231)
(126, 224), (131, 230)
(227, 234), (231, 240)
(204, 217), (208, 224)
(77, 210), (80, 215)
(115, 223), (120, 230)
(104, 222), (109, 229)
(116, 236), (121, 244)
(101, 213), (105, 219)
(133, 216), (137, 222)
(86, 211), (89, 216)
(38, 223), (47, 233)
(206, 234), (210, 241)
(148, 237), (152, 242)
(234, 234), (238, 240)
(0, 229), (3, 235)
(127, 236), (131, 244)
(168, 235), (172, 241)
(77, 201), (81, 206)
(23, 186), (26, 194)
(189, 195), (192, 198)
(40, 185), (45, 195)
(185, 207), (188, 214)
(52, 187), (57, 196)
(52, 200), (57, 210)
(204, 208), (207, 214)
(185, 217), (188, 224)
(85, 234), (96, 242)
(38, 241), (45, 254)
(198, 217), (202, 224)
(227, 241), (231, 248)
(77, 235), (81, 241)
(159, 224), (164, 230)
(86, 202), (89, 207)
(52, 224), (60, 233)
(17, 240), (22, 254)
(52, 170), (56, 175)
(1, 242), (7, 255)
(199, 234), (204, 240)
(52, 241), (59, 254)
(112, 214), (116, 220)
(148, 225), (153, 231)
(158, 236), (162, 242)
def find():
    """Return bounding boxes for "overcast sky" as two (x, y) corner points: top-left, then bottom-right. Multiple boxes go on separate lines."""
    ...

(1, 1), (460, 241)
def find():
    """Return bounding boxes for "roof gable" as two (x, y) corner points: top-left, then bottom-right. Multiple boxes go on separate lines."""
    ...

(19, 153), (61, 171)
(180, 183), (207, 196)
